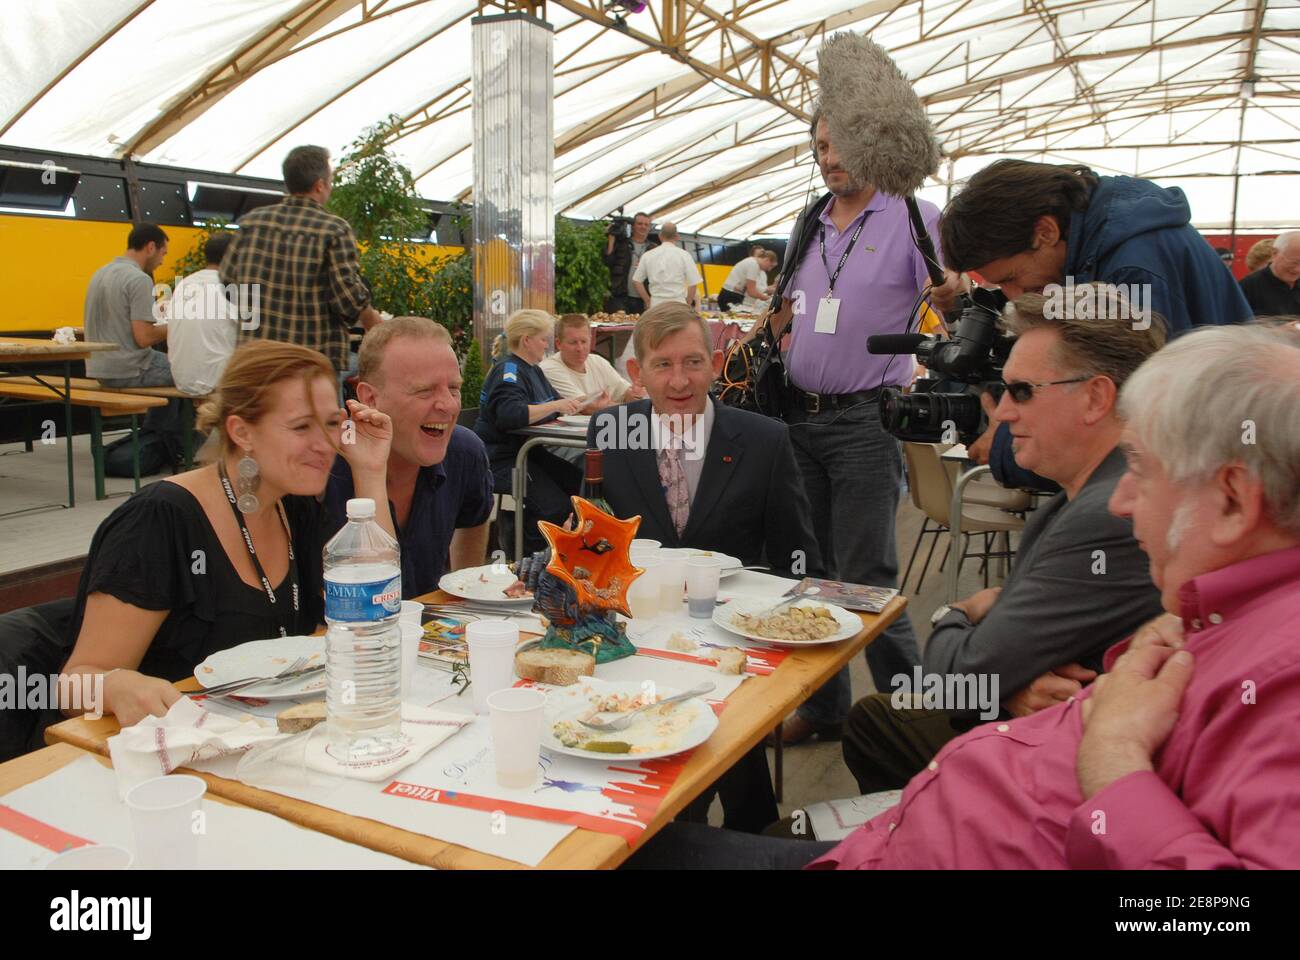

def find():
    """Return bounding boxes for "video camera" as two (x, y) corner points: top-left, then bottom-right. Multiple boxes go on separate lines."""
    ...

(607, 215), (633, 239)
(867, 286), (1012, 444)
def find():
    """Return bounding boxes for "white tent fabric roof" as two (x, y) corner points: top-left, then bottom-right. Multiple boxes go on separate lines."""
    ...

(2, 0), (1298, 236)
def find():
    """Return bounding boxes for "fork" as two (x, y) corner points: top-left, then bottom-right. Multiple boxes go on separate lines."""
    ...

(577, 682), (716, 732)
(190, 656), (314, 699)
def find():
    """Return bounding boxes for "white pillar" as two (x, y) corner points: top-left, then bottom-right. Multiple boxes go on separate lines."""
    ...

(471, 12), (554, 357)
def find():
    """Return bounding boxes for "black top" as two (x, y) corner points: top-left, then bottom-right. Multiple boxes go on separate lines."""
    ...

(473, 352), (563, 491)
(324, 429), (494, 598)
(68, 481), (329, 682)
(1239, 265), (1300, 318)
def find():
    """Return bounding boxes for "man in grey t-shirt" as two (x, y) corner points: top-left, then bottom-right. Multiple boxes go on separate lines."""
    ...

(84, 223), (181, 442)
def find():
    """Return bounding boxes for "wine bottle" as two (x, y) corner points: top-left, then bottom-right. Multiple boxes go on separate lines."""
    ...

(583, 448), (614, 515)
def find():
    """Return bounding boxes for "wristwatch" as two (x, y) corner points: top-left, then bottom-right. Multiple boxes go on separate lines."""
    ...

(930, 604), (970, 627)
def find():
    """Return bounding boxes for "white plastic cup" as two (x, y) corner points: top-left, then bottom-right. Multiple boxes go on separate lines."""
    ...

(466, 620), (519, 715)
(125, 774), (207, 869)
(399, 600), (424, 625)
(631, 538), (662, 553)
(45, 844), (133, 870)
(627, 555), (662, 619)
(685, 555), (724, 618)
(399, 620), (423, 700)
(658, 551), (688, 614)
(487, 687), (547, 789)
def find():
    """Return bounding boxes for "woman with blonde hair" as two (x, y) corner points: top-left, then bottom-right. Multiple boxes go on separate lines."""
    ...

(473, 309), (582, 552)
(60, 341), (394, 726)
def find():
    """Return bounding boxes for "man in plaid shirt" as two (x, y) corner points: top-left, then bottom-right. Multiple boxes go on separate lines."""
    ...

(220, 145), (379, 372)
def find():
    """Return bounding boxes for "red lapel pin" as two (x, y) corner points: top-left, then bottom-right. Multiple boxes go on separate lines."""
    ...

(722, 455), (733, 463)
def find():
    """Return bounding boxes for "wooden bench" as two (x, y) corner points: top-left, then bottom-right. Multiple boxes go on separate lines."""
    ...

(2, 377), (210, 470)
(0, 379), (166, 500)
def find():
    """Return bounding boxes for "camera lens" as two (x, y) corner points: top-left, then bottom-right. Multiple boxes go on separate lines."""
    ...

(880, 387), (983, 443)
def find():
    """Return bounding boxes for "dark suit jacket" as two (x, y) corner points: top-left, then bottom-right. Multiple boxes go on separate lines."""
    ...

(586, 399), (822, 579)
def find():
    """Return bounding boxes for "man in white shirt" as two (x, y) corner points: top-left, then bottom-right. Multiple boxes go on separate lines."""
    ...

(166, 232), (239, 396)
(633, 222), (702, 309)
(540, 314), (645, 413)
(718, 249), (778, 312)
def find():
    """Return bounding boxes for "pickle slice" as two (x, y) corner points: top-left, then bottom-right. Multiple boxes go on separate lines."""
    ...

(581, 740), (632, 754)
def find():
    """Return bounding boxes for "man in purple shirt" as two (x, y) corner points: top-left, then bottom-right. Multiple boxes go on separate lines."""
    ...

(758, 106), (964, 743)
(625, 322), (1300, 869)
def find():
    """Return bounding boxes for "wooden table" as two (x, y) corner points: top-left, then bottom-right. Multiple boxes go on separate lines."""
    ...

(45, 591), (904, 869)
(0, 337), (119, 514)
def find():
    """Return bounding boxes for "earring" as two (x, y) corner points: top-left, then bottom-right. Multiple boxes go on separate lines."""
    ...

(236, 451), (260, 514)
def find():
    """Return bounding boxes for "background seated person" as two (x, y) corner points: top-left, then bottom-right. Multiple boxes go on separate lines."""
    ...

(540, 313), (645, 413)
(59, 342), (393, 728)
(625, 322), (1300, 869)
(327, 317), (493, 598)
(473, 309), (582, 554)
(166, 230), (239, 397)
(844, 285), (1166, 794)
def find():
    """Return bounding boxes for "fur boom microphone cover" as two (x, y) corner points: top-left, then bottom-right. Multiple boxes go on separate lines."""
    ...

(816, 31), (942, 198)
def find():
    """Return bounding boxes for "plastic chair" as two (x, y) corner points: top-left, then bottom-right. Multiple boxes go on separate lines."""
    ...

(902, 442), (1025, 595)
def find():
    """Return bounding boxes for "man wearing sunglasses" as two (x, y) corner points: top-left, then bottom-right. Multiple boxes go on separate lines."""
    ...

(838, 284), (1167, 796)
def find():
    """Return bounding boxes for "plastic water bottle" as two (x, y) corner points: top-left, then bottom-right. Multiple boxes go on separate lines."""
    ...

(323, 498), (404, 761)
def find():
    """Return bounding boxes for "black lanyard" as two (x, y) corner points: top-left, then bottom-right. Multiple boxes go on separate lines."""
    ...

(819, 215), (867, 297)
(217, 460), (299, 637)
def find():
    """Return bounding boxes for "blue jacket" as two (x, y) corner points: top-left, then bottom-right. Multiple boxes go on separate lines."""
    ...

(991, 174), (1253, 490)
(473, 352), (561, 491)
(1063, 175), (1252, 334)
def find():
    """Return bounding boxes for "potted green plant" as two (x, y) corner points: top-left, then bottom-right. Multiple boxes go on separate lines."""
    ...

(555, 217), (611, 314)
(458, 338), (485, 429)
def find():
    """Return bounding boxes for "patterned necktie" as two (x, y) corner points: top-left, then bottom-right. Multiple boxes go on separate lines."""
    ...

(657, 445), (690, 538)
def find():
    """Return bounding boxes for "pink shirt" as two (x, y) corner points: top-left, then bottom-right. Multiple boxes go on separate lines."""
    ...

(809, 544), (1300, 870)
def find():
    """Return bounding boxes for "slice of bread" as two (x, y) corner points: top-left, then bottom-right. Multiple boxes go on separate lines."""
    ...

(276, 701), (327, 734)
(515, 648), (596, 686)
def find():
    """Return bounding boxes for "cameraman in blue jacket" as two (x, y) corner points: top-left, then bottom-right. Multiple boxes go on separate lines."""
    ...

(940, 161), (1252, 490)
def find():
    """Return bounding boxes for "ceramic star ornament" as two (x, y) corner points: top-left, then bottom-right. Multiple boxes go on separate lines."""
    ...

(537, 497), (644, 619)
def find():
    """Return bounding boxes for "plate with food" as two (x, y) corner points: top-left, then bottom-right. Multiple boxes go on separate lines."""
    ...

(438, 565), (534, 605)
(714, 598), (861, 647)
(677, 548), (743, 577)
(542, 679), (718, 761)
(195, 635), (327, 700)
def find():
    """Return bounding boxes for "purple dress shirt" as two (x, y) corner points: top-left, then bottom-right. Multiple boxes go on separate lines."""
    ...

(785, 191), (942, 395)
(809, 544), (1300, 869)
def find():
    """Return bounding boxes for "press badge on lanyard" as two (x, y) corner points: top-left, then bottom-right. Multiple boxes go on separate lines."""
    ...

(816, 217), (866, 336)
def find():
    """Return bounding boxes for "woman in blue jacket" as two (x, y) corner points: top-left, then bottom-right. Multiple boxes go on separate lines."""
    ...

(474, 309), (582, 553)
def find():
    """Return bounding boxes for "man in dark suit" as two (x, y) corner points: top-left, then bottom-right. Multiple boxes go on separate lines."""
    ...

(586, 302), (823, 831)
(587, 305), (820, 578)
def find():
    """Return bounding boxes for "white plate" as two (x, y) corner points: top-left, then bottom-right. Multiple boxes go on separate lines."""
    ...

(556, 415), (591, 428)
(713, 597), (862, 647)
(675, 548), (743, 578)
(541, 679), (718, 762)
(195, 636), (327, 700)
(437, 565), (534, 605)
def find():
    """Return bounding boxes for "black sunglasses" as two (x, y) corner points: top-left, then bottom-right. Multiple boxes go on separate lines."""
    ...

(1001, 376), (1091, 403)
